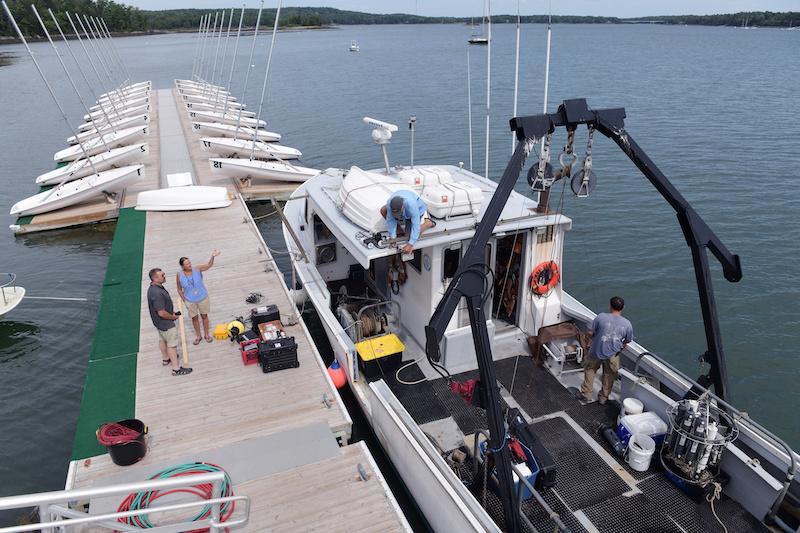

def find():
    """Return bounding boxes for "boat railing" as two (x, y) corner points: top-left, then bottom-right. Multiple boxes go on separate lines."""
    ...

(472, 429), (570, 532)
(0, 471), (250, 533)
(1, 273), (17, 305)
(631, 350), (798, 531)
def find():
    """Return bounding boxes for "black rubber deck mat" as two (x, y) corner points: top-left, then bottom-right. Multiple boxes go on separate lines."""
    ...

(638, 474), (771, 533)
(582, 492), (684, 533)
(495, 356), (580, 417)
(521, 489), (588, 533)
(384, 363), (450, 425)
(566, 400), (654, 481)
(429, 370), (509, 436)
(530, 416), (631, 510)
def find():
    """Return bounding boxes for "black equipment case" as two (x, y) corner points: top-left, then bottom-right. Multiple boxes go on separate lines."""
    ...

(258, 336), (299, 373)
(508, 409), (557, 489)
(251, 305), (280, 333)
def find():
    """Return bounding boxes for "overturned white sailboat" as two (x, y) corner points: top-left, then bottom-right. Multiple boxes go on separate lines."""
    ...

(0, 273), (25, 317)
(200, 137), (301, 160)
(11, 165), (144, 216)
(37, 143), (148, 185)
(135, 185), (231, 211)
(54, 125), (148, 163)
(209, 157), (319, 182)
(192, 122), (281, 142)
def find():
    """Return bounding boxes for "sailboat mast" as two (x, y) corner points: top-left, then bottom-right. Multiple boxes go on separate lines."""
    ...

(233, 0), (264, 140)
(210, 9), (235, 106)
(191, 15), (206, 80)
(484, 0), (491, 179)
(467, 48), (474, 171)
(222, 7), (246, 119)
(251, 0), (282, 160)
(208, 10), (227, 100)
(542, 4), (552, 113)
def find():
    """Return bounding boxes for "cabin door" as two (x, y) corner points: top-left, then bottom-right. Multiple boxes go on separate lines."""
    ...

(492, 234), (525, 326)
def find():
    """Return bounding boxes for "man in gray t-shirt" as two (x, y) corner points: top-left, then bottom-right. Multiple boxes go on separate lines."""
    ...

(147, 268), (192, 377)
(578, 296), (633, 404)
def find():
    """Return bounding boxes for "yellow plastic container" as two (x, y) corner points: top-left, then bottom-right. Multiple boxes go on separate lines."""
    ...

(213, 324), (228, 340)
(355, 333), (404, 381)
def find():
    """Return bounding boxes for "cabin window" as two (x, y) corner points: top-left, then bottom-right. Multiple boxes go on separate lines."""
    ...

(408, 249), (423, 273)
(537, 225), (554, 244)
(493, 234), (524, 324)
(314, 215), (334, 243)
(442, 246), (461, 281)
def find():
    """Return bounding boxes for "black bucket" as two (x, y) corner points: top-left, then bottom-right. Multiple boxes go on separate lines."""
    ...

(103, 419), (147, 466)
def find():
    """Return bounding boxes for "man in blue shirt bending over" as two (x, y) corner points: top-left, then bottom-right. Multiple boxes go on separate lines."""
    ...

(578, 296), (633, 405)
(380, 190), (435, 254)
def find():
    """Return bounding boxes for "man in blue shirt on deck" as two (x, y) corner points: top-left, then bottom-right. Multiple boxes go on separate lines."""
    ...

(380, 190), (435, 254)
(578, 296), (633, 404)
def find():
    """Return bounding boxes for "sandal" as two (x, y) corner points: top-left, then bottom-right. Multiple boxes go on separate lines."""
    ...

(193, 337), (202, 345)
(162, 359), (170, 366)
(172, 366), (193, 376)
(205, 335), (214, 343)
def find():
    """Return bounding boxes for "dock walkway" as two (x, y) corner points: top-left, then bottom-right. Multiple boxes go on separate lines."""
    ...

(67, 89), (409, 532)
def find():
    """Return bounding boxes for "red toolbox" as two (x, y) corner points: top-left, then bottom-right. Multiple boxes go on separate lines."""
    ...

(238, 330), (260, 366)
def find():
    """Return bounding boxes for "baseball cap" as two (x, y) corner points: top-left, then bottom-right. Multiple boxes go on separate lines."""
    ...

(390, 196), (404, 216)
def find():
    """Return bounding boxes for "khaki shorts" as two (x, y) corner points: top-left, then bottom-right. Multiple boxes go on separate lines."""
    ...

(185, 297), (211, 318)
(157, 327), (179, 348)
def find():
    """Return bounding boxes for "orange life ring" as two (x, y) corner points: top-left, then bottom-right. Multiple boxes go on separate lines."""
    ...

(529, 261), (560, 295)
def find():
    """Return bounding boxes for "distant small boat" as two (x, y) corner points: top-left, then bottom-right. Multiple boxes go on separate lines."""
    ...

(468, 36), (489, 45)
(349, 40), (360, 52)
(0, 273), (25, 317)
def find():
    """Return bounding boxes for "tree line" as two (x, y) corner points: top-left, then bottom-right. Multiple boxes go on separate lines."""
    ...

(1, 2), (798, 38)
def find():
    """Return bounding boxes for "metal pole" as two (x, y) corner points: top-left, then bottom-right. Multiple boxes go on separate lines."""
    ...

(208, 10), (226, 102)
(87, 16), (124, 88)
(82, 14), (123, 94)
(484, 0), (491, 179)
(250, 0), (281, 160)
(233, 0), (264, 140)
(196, 12), (212, 83)
(191, 15), (205, 80)
(201, 12), (220, 95)
(210, 8), (234, 106)
(511, 0), (520, 154)
(69, 11), (122, 106)
(467, 48), (473, 171)
(98, 18), (132, 84)
(0, 2), (100, 181)
(223, 6), (246, 123)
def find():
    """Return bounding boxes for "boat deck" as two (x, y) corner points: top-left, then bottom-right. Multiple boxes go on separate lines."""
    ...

(385, 354), (770, 532)
(68, 89), (409, 532)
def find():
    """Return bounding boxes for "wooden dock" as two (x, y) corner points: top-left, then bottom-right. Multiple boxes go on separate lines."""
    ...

(67, 88), (410, 532)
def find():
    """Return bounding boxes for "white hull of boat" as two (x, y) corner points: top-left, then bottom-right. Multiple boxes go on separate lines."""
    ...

(200, 137), (301, 160)
(11, 165), (144, 216)
(180, 92), (238, 105)
(178, 87), (231, 98)
(135, 185), (231, 211)
(98, 87), (149, 105)
(0, 286), (25, 316)
(175, 79), (226, 91)
(188, 110), (266, 128)
(98, 82), (150, 99)
(37, 143), (148, 185)
(209, 158), (319, 182)
(82, 103), (149, 124)
(54, 125), (148, 163)
(69, 114), (150, 144)
(184, 97), (245, 110)
(90, 96), (149, 113)
(192, 122), (281, 142)
(77, 113), (149, 133)
(185, 101), (254, 116)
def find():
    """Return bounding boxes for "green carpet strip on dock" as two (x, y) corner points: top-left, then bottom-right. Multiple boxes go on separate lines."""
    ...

(72, 208), (146, 460)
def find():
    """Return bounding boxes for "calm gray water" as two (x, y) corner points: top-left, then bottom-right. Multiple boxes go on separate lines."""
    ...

(0, 23), (798, 521)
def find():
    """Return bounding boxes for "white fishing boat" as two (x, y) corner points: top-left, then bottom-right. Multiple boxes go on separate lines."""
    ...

(53, 125), (148, 163)
(83, 101), (149, 122)
(200, 137), (301, 160)
(89, 95), (149, 113)
(280, 111), (800, 532)
(185, 101), (254, 116)
(191, 122), (281, 142)
(37, 143), (148, 185)
(187, 109), (265, 128)
(0, 273), (25, 317)
(11, 164), (144, 216)
(209, 157), (319, 182)
(68, 114), (150, 144)
(135, 185), (231, 211)
(349, 40), (360, 52)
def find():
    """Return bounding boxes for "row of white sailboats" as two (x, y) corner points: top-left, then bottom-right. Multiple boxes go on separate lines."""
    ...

(180, 3), (321, 184)
(4, 2), (149, 218)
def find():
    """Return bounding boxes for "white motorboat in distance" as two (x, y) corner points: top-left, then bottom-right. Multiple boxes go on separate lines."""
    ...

(188, 110), (265, 129)
(135, 185), (231, 211)
(209, 158), (319, 182)
(54, 125), (148, 163)
(0, 273), (25, 317)
(37, 143), (148, 185)
(192, 122), (281, 142)
(69, 114), (150, 144)
(11, 165), (144, 216)
(349, 40), (360, 52)
(200, 137), (301, 160)
(84, 101), (149, 122)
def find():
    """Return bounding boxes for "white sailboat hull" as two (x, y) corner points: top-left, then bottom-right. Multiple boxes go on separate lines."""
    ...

(0, 286), (25, 316)
(209, 158), (318, 182)
(187, 110), (265, 128)
(135, 185), (231, 211)
(178, 87), (231, 98)
(185, 101), (253, 116)
(175, 79), (226, 91)
(90, 96), (149, 114)
(11, 165), (144, 216)
(54, 125), (148, 163)
(84, 101), (149, 122)
(98, 82), (150, 99)
(191, 122), (280, 142)
(200, 137), (301, 160)
(37, 143), (148, 185)
(69, 114), (150, 144)
(180, 92), (238, 105)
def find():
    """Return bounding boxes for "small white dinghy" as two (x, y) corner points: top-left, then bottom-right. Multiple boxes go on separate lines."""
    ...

(84, 102), (149, 122)
(54, 125), (148, 163)
(209, 158), (319, 182)
(187, 109), (265, 128)
(200, 137), (301, 160)
(37, 143), (148, 186)
(98, 86), (150, 102)
(135, 185), (231, 211)
(179, 87), (231, 98)
(69, 114), (150, 144)
(180, 92), (237, 105)
(0, 273), (25, 317)
(337, 166), (407, 232)
(89, 95), (149, 113)
(185, 99), (246, 112)
(192, 122), (281, 142)
(175, 79), (226, 90)
(11, 165), (144, 217)
(98, 81), (151, 99)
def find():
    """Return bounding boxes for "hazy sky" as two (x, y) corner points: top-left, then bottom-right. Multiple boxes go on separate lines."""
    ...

(125, 1), (799, 18)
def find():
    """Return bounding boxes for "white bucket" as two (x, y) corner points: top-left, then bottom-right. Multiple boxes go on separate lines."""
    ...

(618, 397), (644, 424)
(626, 433), (655, 472)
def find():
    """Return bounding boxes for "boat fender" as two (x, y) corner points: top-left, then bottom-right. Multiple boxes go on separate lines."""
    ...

(327, 359), (347, 389)
(529, 261), (560, 295)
